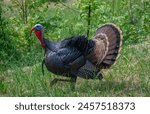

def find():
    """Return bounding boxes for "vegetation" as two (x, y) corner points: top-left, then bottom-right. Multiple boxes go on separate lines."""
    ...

(0, 0), (150, 96)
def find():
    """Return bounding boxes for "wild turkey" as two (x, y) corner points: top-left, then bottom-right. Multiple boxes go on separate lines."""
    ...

(30, 23), (122, 87)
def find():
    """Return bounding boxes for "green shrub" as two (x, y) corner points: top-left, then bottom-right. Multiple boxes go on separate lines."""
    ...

(76, 0), (150, 44)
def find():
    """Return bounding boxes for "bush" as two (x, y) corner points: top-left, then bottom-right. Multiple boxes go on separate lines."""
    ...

(76, 0), (150, 44)
(0, 1), (21, 71)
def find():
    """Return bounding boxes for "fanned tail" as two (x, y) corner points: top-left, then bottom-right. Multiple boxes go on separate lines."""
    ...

(97, 23), (122, 68)
(87, 23), (122, 69)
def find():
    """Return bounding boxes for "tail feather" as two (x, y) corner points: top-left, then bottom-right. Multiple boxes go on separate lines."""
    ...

(97, 23), (122, 68)
(87, 33), (109, 66)
(88, 23), (122, 69)
(106, 49), (118, 55)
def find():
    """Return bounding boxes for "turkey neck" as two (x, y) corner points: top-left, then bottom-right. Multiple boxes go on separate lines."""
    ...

(43, 38), (59, 52)
(35, 29), (45, 48)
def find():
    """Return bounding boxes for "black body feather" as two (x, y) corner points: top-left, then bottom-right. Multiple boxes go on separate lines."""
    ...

(43, 36), (98, 79)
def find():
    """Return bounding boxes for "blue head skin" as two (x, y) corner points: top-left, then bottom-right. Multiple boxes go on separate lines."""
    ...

(34, 24), (43, 30)
(30, 24), (45, 48)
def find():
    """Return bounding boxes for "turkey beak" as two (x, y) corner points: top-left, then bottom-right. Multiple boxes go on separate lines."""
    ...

(30, 27), (35, 36)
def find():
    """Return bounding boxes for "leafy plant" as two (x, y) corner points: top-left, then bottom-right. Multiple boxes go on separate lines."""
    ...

(76, 0), (150, 44)
(0, 0), (21, 71)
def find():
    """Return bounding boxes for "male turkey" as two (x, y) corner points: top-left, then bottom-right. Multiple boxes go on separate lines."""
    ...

(30, 23), (122, 87)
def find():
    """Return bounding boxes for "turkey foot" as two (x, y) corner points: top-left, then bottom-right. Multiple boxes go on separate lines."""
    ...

(50, 78), (70, 86)
(50, 76), (77, 91)
(96, 72), (103, 80)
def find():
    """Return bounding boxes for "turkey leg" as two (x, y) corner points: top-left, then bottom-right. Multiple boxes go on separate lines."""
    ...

(50, 78), (70, 86)
(70, 75), (77, 91)
(50, 76), (77, 86)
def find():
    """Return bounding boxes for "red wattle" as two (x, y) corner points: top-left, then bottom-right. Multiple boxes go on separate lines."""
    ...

(35, 30), (45, 48)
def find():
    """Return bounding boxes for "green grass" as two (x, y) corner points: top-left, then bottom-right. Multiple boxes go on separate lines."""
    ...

(1, 0), (150, 97)
(0, 38), (150, 97)
(0, 0), (150, 97)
